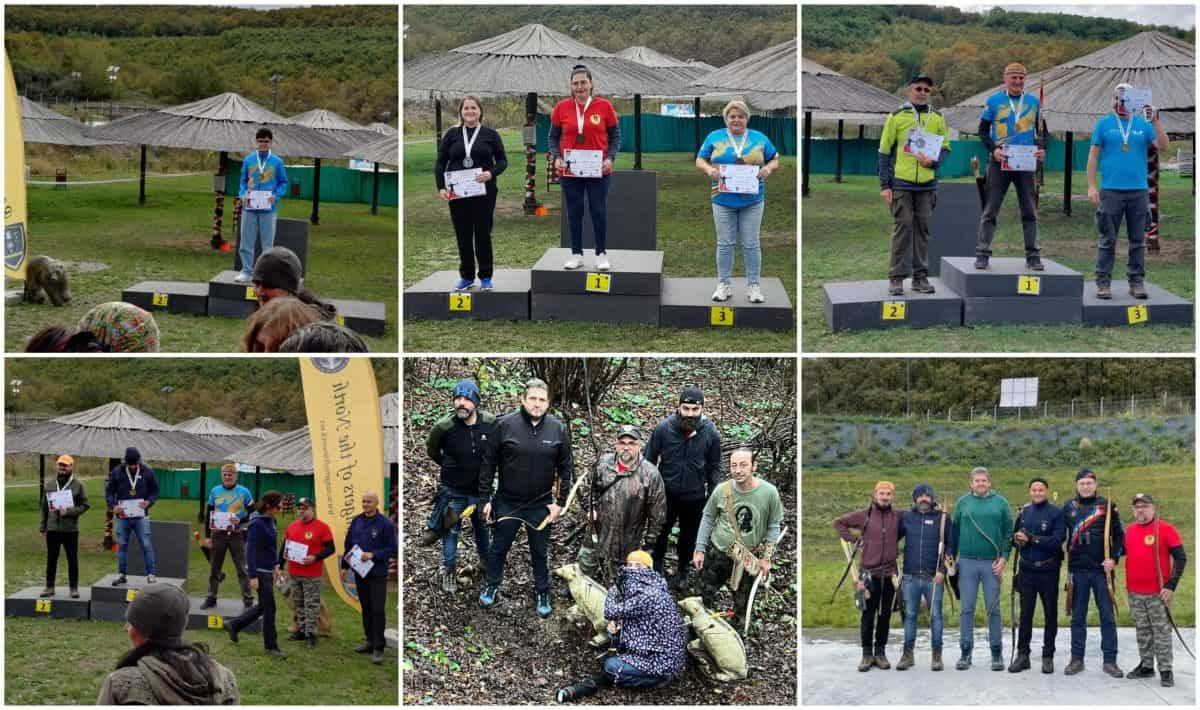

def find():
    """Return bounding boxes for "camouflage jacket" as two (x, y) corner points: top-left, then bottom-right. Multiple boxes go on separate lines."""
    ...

(580, 453), (667, 581)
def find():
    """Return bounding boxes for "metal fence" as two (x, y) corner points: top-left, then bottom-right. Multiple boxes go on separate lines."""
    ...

(897, 394), (1194, 422)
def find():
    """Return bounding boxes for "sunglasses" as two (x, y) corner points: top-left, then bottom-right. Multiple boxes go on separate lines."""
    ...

(912, 86), (932, 93)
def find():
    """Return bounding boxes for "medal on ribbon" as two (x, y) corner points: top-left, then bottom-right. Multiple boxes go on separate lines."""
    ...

(461, 124), (478, 168)
(574, 96), (592, 147)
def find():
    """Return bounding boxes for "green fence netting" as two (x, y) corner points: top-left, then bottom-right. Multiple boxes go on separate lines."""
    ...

(534, 113), (797, 156)
(805, 136), (1092, 178)
(223, 159), (398, 207)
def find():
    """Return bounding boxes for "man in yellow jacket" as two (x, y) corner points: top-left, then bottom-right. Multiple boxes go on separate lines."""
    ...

(878, 74), (951, 296)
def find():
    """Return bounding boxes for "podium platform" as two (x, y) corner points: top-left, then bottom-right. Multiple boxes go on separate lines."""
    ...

(122, 281), (209, 315)
(404, 269), (531, 321)
(659, 278), (793, 331)
(207, 271), (260, 318)
(559, 170), (657, 251)
(327, 298), (387, 336)
(186, 596), (261, 632)
(6, 587), (92, 619)
(233, 217), (310, 275)
(1082, 281), (1193, 327)
(941, 257), (1083, 326)
(90, 574), (187, 620)
(531, 293), (660, 325)
(531, 248), (663, 296)
(126, 520), (190, 578)
(823, 279), (963, 331)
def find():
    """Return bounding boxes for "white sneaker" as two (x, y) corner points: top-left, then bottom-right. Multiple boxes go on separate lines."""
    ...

(563, 255), (583, 270)
(234, 272), (252, 283)
(147, 575), (157, 583)
(711, 282), (732, 302)
(747, 284), (765, 303)
(597, 255), (611, 271)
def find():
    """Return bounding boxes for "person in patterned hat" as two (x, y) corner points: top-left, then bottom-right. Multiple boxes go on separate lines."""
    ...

(77, 302), (160, 352)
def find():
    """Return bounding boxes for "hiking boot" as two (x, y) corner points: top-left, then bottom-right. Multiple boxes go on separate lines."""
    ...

(1042, 657), (1054, 674)
(226, 623), (240, 644)
(931, 650), (944, 671)
(441, 567), (457, 593)
(418, 527), (441, 546)
(556, 673), (608, 703)
(112, 575), (127, 586)
(243, 598), (254, 609)
(289, 630), (307, 642)
(888, 278), (904, 296)
(200, 597), (217, 610)
(1126, 663), (1155, 679)
(1103, 662), (1124, 678)
(1064, 657), (1085, 675)
(1129, 281), (1148, 299)
(266, 648), (288, 661)
(896, 649), (914, 670)
(535, 591), (553, 618)
(39, 587), (54, 598)
(371, 649), (384, 665)
(956, 654), (972, 670)
(857, 656), (874, 672)
(873, 654), (890, 670)
(479, 584), (499, 609)
(1008, 652), (1030, 673)
(1096, 283), (1112, 299)
(1026, 257), (1045, 271)
(69, 587), (79, 599)
(974, 255), (989, 270)
(1161, 670), (1174, 687)
(355, 642), (372, 653)
(911, 276), (936, 294)
(306, 633), (318, 649)
(991, 651), (1004, 671)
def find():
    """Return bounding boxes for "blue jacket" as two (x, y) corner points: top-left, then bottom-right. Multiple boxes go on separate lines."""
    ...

(898, 507), (954, 575)
(1063, 495), (1124, 571)
(245, 513), (278, 575)
(1013, 500), (1065, 572)
(104, 463), (160, 509)
(238, 151), (289, 213)
(604, 566), (687, 678)
(341, 512), (397, 578)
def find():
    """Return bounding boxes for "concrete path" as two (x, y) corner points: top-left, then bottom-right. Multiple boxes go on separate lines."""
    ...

(802, 627), (1194, 705)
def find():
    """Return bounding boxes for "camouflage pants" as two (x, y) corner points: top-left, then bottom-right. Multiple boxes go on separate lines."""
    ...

(291, 576), (322, 635)
(697, 544), (753, 629)
(1128, 591), (1173, 671)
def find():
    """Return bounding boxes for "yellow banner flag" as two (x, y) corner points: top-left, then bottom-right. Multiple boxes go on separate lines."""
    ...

(300, 357), (385, 613)
(4, 51), (29, 280)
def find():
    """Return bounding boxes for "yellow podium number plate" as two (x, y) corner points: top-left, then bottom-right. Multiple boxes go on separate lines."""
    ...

(336, 315), (346, 326)
(1017, 275), (1041, 295)
(35, 599), (51, 613)
(710, 306), (734, 326)
(1127, 305), (1149, 325)
(585, 273), (611, 293)
(207, 615), (224, 629)
(126, 589), (137, 602)
(449, 293), (472, 311)
(882, 301), (906, 320)
(151, 293), (169, 307)
(244, 286), (257, 301)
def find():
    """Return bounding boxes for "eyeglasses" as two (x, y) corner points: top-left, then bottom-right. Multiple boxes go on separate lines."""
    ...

(912, 87), (931, 93)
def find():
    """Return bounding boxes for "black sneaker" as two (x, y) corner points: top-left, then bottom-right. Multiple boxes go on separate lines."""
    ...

(226, 624), (240, 644)
(289, 630), (307, 642)
(1026, 257), (1044, 271)
(354, 642), (372, 654)
(306, 633), (318, 649)
(266, 648), (288, 661)
(1126, 663), (1156, 679)
(1161, 670), (1174, 687)
(371, 650), (384, 665)
(200, 597), (217, 610)
(974, 256), (989, 270)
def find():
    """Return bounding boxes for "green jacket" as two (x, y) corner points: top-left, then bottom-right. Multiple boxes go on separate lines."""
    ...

(878, 103), (951, 190)
(40, 476), (90, 533)
(952, 490), (1013, 560)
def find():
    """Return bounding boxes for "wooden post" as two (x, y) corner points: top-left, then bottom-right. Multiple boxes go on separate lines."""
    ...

(198, 462), (207, 521)
(835, 119), (844, 184)
(802, 111), (812, 197)
(310, 158), (321, 226)
(693, 97), (701, 154)
(211, 152), (228, 250)
(633, 94), (642, 171)
(371, 162), (380, 215)
(138, 144), (147, 205)
(522, 91), (539, 215)
(1063, 131), (1073, 216)
(434, 99), (442, 144)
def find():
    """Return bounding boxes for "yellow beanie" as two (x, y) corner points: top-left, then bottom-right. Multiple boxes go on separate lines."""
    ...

(874, 481), (895, 494)
(626, 550), (653, 569)
(1004, 62), (1028, 76)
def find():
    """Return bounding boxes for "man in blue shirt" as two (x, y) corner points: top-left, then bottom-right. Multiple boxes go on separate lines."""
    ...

(974, 62), (1045, 271)
(237, 127), (289, 283)
(202, 463), (255, 609)
(341, 490), (398, 665)
(1086, 83), (1170, 300)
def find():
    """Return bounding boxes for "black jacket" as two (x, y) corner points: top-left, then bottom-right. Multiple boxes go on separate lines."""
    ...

(898, 506), (953, 576)
(1063, 495), (1124, 571)
(479, 408), (573, 507)
(426, 410), (497, 493)
(1013, 500), (1065, 572)
(434, 124), (508, 194)
(644, 413), (721, 502)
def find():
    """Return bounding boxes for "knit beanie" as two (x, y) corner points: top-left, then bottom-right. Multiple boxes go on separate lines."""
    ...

(452, 380), (481, 407)
(251, 247), (303, 292)
(912, 483), (934, 502)
(125, 583), (189, 644)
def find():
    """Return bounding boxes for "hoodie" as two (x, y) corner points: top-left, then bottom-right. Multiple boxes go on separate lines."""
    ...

(98, 653), (239, 705)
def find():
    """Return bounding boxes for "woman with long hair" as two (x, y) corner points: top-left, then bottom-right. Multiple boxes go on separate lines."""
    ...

(225, 490), (286, 660)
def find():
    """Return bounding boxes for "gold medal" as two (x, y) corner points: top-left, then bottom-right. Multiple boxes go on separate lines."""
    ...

(1122, 144), (1131, 152)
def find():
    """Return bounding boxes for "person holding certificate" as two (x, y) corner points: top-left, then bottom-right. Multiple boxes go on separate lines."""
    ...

(227, 490), (287, 660)
(975, 62), (1045, 271)
(104, 447), (160, 586)
(236, 128), (290, 283)
(1086, 83), (1169, 300)
(282, 497), (334, 648)
(340, 491), (397, 665)
(877, 75), (950, 296)
(40, 454), (90, 598)
(201, 463), (255, 610)
(550, 65), (620, 271)
(696, 100), (780, 303)
(435, 96), (508, 291)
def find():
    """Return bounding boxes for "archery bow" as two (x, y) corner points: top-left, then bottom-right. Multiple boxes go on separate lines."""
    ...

(1154, 511), (1195, 659)
(744, 526), (787, 636)
(1103, 488), (1118, 613)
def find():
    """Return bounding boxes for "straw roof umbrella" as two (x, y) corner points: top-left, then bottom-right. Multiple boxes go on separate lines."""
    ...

(692, 39), (798, 111)
(342, 134), (398, 214)
(20, 96), (122, 147)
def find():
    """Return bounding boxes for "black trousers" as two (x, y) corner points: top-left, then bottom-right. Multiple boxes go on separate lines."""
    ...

(1016, 568), (1059, 658)
(448, 190), (497, 280)
(861, 575), (896, 655)
(231, 571), (278, 650)
(355, 573), (389, 651)
(652, 494), (704, 575)
(486, 517), (552, 593)
(45, 530), (79, 587)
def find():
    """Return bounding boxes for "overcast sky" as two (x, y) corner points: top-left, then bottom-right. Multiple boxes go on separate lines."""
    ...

(951, 4), (1194, 30)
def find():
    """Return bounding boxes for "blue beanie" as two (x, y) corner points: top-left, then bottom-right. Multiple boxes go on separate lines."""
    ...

(124, 447), (141, 464)
(912, 483), (934, 502)
(452, 380), (481, 407)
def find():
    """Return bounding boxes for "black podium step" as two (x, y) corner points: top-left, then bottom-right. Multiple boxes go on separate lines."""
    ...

(404, 269), (531, 321)
(962, 296), (1082, 326)
(531, 248), (663, 296)
(326, 298), (387, 336)
(660, 278), (792, 331)
(122, 281), (209, 315)
(823, 279), (963, 331)
(1082, 281), (1193, 327)
(531, 293), (660, 326)
(6, 587), (92, 619)
(91, 574), (187, 605)
(941, 256), (1083, 298)
(186, 596), (262, 633)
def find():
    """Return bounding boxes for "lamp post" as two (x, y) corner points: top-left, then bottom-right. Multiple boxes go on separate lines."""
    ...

(160, 385), (175, 422)
(270, 74), (283, 113)
(106, 65), (120, 121)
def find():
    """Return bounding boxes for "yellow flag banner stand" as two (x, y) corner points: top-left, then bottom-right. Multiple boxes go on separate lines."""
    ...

(4, 51), (29, 279)
(300, 358), (385, 613)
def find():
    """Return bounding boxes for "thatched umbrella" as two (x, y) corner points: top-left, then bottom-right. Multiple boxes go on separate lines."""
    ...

(615, 46), (721, 167)
(20, 96), (122, 147)
(367, 122), (398, 136)
(174, 415), (264, 517)
(405, 23), (685, 209)
(800, 58), (899, 195)
(289, 108), (389, 224)
(342, 134), (398, 215)
(246, 427), (277, 440)
(87, 92), (350, 243)
(692, 39), (798, 111)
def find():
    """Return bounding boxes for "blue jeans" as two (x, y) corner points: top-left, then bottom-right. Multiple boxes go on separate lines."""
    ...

(561, 175), (610, 255)
(902, 575), (944, 651)
(1069, 569), (1118, 662)
(239, 209), (277, 275)
(115, 517), (155, 576)
(712, 200), (764, 285)
(1094, 189), (1148, 285)
(426, 487), (489, 569)
(958, 558), (1002, 656)
(603, 656), (670, 689)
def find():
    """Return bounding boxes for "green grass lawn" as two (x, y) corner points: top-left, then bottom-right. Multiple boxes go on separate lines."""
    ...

(6, 176), (397, 353)
(801, 465), (1195, 629)
(802, 174), (1195, 352)
(403, 129), (797, 352)
(4, 488), (397, 705)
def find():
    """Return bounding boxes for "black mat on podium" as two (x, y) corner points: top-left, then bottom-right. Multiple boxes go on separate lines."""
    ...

(558, 170), (657, 251)
(233, 217), (309, 274)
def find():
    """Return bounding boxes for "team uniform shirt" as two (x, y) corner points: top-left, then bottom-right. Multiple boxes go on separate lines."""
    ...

(238, 151), (289, 213)
(981, 90), (1041, 148)
(1124, 519), (1182, 594)
(207, 483), (253, 531)
(1091, 113), (1156, 190)
(284, 517), (334, 577)
(698, 128), (778, 208)
(550, 97), (619, 161)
